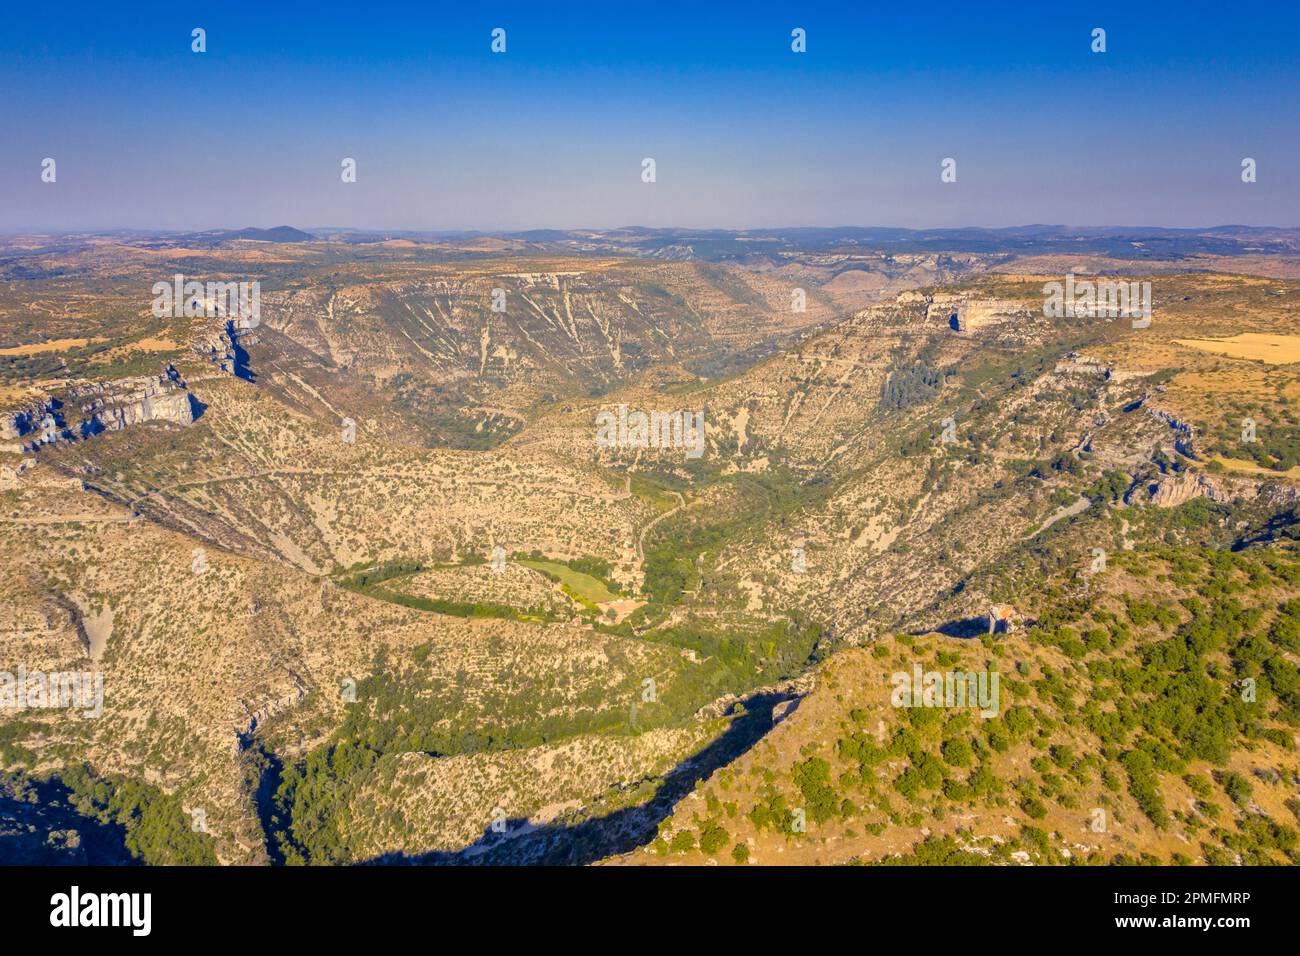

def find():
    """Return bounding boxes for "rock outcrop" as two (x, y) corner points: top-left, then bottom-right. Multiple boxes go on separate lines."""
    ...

(1143, 403), (1198, 458)
(0, 400), (53, 449)
(1053, 352), (1148, 383)
(1146, 472), (1229, 508)
(193, 319), (258, 380)
(0, 366), (195, 452)
(923, 294), (1026, 331)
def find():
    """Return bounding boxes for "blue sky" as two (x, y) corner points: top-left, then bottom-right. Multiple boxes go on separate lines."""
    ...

(2, 0), (1297, 230)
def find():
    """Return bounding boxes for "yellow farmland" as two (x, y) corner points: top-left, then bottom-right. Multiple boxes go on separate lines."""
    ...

(1173, 333), (1300, 364)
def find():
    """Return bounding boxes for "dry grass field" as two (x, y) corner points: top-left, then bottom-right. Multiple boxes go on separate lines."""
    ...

(1174, 333), (1300, 365)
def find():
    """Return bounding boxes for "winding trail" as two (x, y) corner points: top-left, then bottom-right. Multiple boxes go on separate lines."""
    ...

(1026, 495), (1090, 538)
(636, 491), (686, 561)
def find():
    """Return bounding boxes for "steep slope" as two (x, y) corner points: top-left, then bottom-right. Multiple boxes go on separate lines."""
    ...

(2, 253), (1296, 867)
(614, 543), (1300, 866)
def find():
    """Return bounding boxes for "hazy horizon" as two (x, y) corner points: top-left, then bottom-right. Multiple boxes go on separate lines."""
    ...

(5, 222), (1300, 237)
(3, 0), (1298, 232)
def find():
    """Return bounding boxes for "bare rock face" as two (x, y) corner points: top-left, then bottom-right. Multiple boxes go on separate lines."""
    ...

(0, 400), (52, 446)
(1148, 472), (1227, 508)
(193, 320), (257, 379)
(70, 367), (194, 431)
(924, 294), (1026, 331)
(0, 399), (59, 452)
(1144, 404), (1198, 458)
(1054, 352), (1109, 376)
(1257, 482), (1300, 508)
(0, 366), (194, 452)
(960, 299), (1025, 331)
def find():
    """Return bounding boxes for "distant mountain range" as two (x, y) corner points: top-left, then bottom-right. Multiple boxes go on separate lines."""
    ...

(11, 224), (1297, 264)
(187, 225), (316, 243)
(292, 224), (1300, 260)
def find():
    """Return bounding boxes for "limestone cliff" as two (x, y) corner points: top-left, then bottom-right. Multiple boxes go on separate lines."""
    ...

(193, 319), (258, 380)
(0, 365), (195, 453)
(1147, 472), (1227, 508)
(923, 293), (1027, 331)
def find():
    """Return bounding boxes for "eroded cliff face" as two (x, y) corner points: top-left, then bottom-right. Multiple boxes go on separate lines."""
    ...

(922, 293), (1028, 331)
(0, 400), (50, 447)
(1143, 402), (1199, 458)
(0, 365), (195, 452)
(1145, 471), (1228, 508)
(193, 320), (258, 380)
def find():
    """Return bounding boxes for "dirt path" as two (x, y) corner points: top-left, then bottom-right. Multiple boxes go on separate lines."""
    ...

(1027, 495), (1090, 538)
(636, 491), (686, 560)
